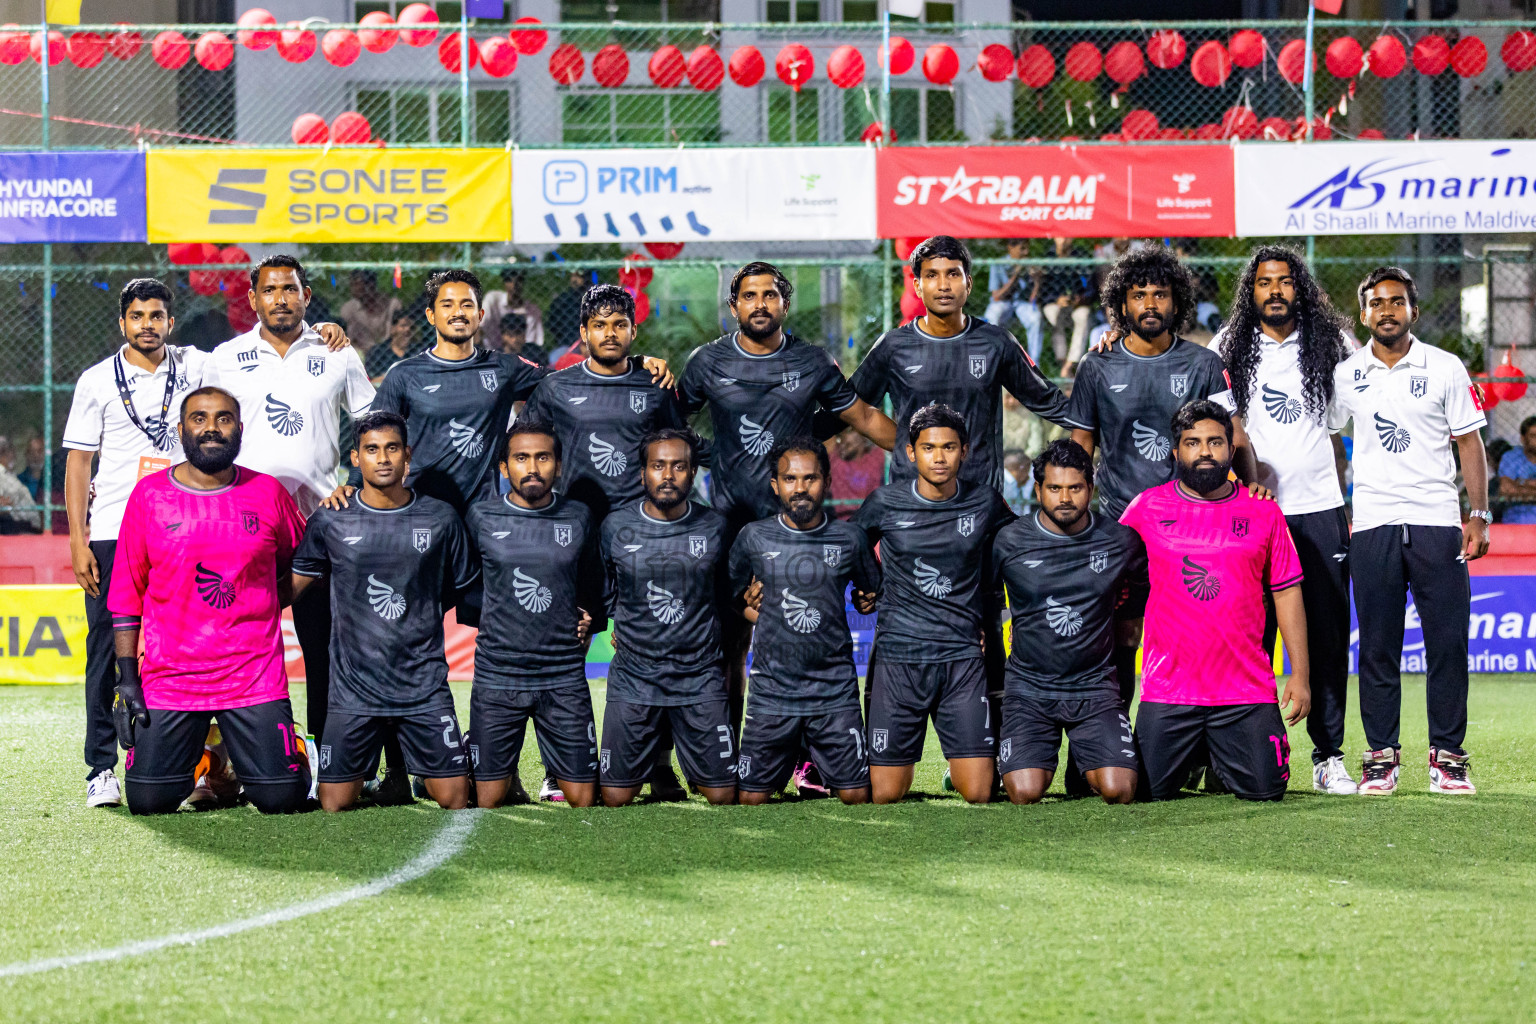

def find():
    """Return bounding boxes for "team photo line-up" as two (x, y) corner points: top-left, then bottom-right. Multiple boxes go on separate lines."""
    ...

(68, 234), (1487, 814)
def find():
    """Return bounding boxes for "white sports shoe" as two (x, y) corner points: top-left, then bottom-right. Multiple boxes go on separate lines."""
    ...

(1428, 748), (1476, 794)
(86, 769), (123, 808)
(538, 776), (566, 802)
(1358, 748), (1400, 796)
(1312, 756), (1358, 795)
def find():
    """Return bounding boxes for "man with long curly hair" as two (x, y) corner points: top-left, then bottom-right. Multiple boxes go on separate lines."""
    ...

(1215, 245), (1359, 796)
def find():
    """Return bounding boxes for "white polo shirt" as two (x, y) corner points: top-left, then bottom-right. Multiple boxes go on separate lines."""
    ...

(1329, 335), (1486, 532)
(203, 323), (374, 516)
(1217, 327), (1352, 516)
(61, 344), (208, 541)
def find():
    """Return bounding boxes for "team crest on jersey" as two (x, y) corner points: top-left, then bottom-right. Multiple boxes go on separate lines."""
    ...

(1410, 375), (1428, 398)
(480, 369), (498, 391)
(241, 511), (259, 535)
(823, 544), (841, 567)
(782, 371), (801, 393)
(690, 535), (708, 558)
(1170, 373), (1190, 397)
(413, 528), (432, 552)
(970, 355), (987, 379)
(600, 749), (611, 773)
(319, 745), (331, 770)
(737, 755), (751, 779)
(957, 514), (976, 537)
(1231, 516), (1250, 538)
(307, 354), (326, 377)
(554, 525), (572, 547)
(1089, 550), (1108, 574)
(629, 390), (648, 414)
(999, 739), (1012, 763)
(871, 729), (888, 754)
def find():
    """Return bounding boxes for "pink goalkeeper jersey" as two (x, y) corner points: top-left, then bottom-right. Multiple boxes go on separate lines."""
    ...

(108, 467), (306, 711)
(1120, 482), (1303, 706)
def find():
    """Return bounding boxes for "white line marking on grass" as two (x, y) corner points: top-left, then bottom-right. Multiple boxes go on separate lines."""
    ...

(0, 808), (482, 979)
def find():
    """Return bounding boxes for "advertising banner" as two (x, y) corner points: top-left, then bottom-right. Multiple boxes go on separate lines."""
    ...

(513, 146), (876, 244)
(1236, 140), (1536, 236)
(0, 151), (146, 243)
(876, 144), (1236, 239)
(146, 148), (511, 243)
(0, 586), (88, 684)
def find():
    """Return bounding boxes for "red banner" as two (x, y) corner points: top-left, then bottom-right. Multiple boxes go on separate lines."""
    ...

(876, 144), (1236, 239)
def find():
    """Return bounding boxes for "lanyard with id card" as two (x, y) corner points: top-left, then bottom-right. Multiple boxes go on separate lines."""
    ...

(113, 348), (179, 456)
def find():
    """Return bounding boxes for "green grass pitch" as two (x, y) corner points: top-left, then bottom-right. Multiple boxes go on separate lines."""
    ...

(1, 677), (1534, 1023)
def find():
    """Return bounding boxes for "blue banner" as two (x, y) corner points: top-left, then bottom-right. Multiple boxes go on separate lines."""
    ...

(0, 151), (146, 243)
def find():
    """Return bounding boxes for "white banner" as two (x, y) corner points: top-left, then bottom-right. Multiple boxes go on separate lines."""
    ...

(1236, 140), (1536, 237)
(513, 146), (877, 244)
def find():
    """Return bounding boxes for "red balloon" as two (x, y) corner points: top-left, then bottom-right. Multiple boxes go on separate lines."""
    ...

(633, 289), (652, 325)
(685, 46), (723, 90)
(227, 292), (258, 333)
(166, 243), (200, 264)
(330, 111), (371, 144)
(1193, 122), (1224, 140)
(776, 43), (813, 91)
(1307, 117), (1334, 140)
(549, 44), (584, 84)
(398, 3), (440, 48)
(1472, 375), (1501, 411)
(438, 33), (479, 73)
(644, 241), (684, 260)
(220, 245), (252, 296)
(879, 36), (914, 75)
(358, 13), (396, 54)
(1277, 38), (1312, 84)
(31, 30), (65, 65)
(1100, 132), (1123, 142)
(1493, 352), (1529, 402)
(221, 245), (251, 264)
(321, 29), (360, 67)
(828, 45), (865, 88)
(277, 25), (316, 63)
(1502, 30), (1536, 73)
(1147, 30), (1186, 69)
(1326, 36), (1363, 77)
(188, 270), (223, 297)
(900, 270), (925, 324)
(921, 44), (958, 85)
(860, 121), (896, 144)
(1229, 29), (1265, 68)
(729, 46), (764, 87)
(194, 32), (233, 71)
(1413, 34), (1449, 75)
(510, 17), (547, 55)
(1357, 128), (1386, 139)
(291, 113), (328, 145)
(1158, 127), (1187, 140)
(237, 9), (278, 51)
(0, 26), (28, 66)
(479, 37), (518, 78)
(619, 256), (653, 289)
(68, 31), (106, 68)
(1190, 40), (1231, 87)
(1121, 109), (1158, 140)
(1221, 105), (1258, 139)
(1016, 44), (1054, 88)
(1368, 35), (1406, 78)
(893, 237), (923, 261)
(1064, 41), (1102, 82)
(151, 31), (190, 70)
(1104, 40), (1144, 84)
(649, 44), (686, 87)
(1259, 116), (1292, 139)
(1452, 36), (1487, 78)
(976, 43), (1013, 82)
(593, 44), (629, 88)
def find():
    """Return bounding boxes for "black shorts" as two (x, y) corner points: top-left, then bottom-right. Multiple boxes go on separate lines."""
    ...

(998, 694), (1138, 776)
(601, 698), (736, 789)
(123, 698), (309, 814)
(318, 709), (469, 782)
(865, 655), (994, 765)
(738, 705), (869, 793)
(1135, 701), (1291, 801)
(470, 684), (597, 784)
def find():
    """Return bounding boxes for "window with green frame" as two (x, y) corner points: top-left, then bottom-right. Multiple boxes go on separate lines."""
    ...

(767, 87), (820, 144)
(765, 0), (821, 22)
(842, 87), (961, 143)
(357, 86), (515, 144)
(561, 91), (721, 144)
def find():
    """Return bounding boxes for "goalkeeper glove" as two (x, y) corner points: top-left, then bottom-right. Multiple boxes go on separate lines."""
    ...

(113, 657), (150, 750)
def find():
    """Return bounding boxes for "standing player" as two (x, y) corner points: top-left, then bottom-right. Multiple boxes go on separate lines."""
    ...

(729, 438), (881, 805)
(464, 417), (605, 809)
(991, 440), (1145, 804)
(853, 403), (1015, 804)
(1330, 267), (1488, 795)
(108, 387), (311, 815)
(1217, 245), (1358, 795)
(64, 279), (207, 807)
(289, 411), (478, 811)
(599, 429), (736, 807)
(1122, 401), (1311, 802)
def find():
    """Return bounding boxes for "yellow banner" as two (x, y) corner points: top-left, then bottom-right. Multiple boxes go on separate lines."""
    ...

(0, 586), (86, 685)
(147, 148), (511, 243)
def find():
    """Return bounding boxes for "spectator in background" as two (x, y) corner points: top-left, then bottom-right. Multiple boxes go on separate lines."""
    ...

(481, 269), (545, 354)
(545, 270), (590, 354)
(0, 436), (41, 534)
(16, 435), (46, 502)
(1497, 416), (1536, 524)
(365, 309), (418, 382)
(984, 239), (1045, 364)
(337, 270), (401, 356)
(1001, 449), (1030, 514)
(496, 312), (547, 366)
(1042, 237), (1096, 377)
(828, 425), (886, 520)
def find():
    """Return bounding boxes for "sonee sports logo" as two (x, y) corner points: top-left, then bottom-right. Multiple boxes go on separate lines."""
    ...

(207, 168), (266, 225)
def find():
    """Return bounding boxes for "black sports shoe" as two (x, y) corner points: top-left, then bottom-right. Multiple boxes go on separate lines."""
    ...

(370, 769), (415, 806)
(648, 761), (688, 802)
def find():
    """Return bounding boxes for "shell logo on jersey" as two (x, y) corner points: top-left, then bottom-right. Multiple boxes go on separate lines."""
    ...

(554, 525), (572, 547)
(1181, 556), (1221, 602)
(194, 563), (237, 609)
(1375, 412), (1412, 454)
(307, 354), (325, 377)
(413, 528), (432, 553)
(781, 588), (822, 633)
(1045, 596), (1084, 637)
(970, 355), (987, 379)
(646, 580), (685, 624)
(739, 416), (774, 457)
(448, 418), (486, 459)
(367, 574), (406, 620)
(1262, 383), (1304, 425)
(513, 567), (553, 614)
(1089, 550), (1108, 574)
(265, 394), (304, 437)
(1170, 373), (1189, 397)
(589, 433), (628, 477)
(782, 371), (800, 393)
(1132, 419), (1170, 461)
(480, 369), (498, 391)
(914, 557), (953, 599)
(823, 544), (841, 567)
(629, 390), (648, 414)
(957, 514), (976, 537)
(689, 535), (708, 559)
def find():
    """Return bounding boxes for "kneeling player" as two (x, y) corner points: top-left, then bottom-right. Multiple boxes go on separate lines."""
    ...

(991, 440), (1145, 804)
(600, 429), (737, 806)
(853, 403), (1015, 804)
(464, 417), (603, 808)
(290, 411), (478, 811)
(729, 438), (880, 804)
(108, 388), (311, 815)
(1122, 400), (1311, 801)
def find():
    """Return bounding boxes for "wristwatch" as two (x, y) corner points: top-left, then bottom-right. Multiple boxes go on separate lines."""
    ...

(1469, 509), (1493, 524)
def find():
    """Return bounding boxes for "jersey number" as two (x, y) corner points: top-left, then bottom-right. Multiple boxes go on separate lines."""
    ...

(442, 715), (461, 749)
